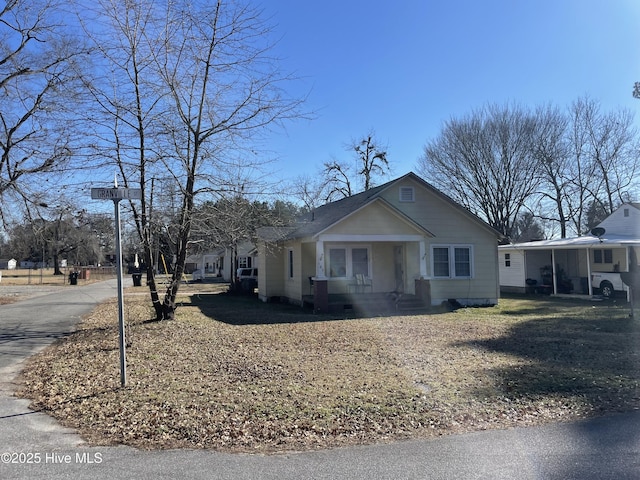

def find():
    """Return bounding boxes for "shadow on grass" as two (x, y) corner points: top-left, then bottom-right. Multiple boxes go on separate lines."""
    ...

(187, 292), (353, 325)
(461, 305), (640, 409)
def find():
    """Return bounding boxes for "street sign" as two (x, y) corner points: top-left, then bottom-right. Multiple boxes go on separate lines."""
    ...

(90, 183), (142, 387)
(91, 187), (142, 200)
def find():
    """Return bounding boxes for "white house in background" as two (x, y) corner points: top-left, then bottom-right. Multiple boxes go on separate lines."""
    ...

(188, 242), (256, 282)
(499, 203), (640, 299)
(0, 258), (17, 270)
(256, 172), (503, 313)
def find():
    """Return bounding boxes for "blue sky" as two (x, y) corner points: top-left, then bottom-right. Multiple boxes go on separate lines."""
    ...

(261, 0), (640, 183)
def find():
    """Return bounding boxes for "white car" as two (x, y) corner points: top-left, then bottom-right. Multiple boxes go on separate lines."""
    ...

(236, 268), (258, 291)
(591, 272), (625, 298)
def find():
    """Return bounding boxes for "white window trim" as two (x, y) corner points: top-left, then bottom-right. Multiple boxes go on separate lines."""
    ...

(431, 244), (474, 279)
(326, 244), (372, 279)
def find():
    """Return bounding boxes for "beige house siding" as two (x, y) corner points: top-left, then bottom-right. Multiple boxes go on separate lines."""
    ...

(257, 242), (284, 302)
(378, 177), (499, 304)
(324, 200), (424, 237)
(259, 172), (501, 308)
(283, 241), (303, 304)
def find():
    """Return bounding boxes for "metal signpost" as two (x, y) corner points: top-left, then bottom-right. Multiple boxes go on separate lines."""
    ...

(91, 184), (142, 387)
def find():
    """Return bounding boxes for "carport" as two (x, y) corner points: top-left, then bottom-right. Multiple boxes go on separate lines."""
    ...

(499, 235), (638, 300)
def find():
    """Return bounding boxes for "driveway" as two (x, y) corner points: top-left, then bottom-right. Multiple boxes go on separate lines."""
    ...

(1, 280), (639, 480)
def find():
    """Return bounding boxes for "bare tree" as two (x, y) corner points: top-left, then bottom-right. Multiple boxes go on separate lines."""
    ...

(322, 159), (354, 201)
(352, 132), (389, 191)
(82, 0), (304, 320)
(531, 104), (572, 237)
(0, 0), (87, 218)
(418, 104), (540, 239)
(565, 97), (639, 234)
(320, 131), (389, 202)
(288, 173), (328, 211)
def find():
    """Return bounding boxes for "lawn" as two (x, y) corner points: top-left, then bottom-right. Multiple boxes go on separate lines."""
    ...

(15, 290), (640, 453)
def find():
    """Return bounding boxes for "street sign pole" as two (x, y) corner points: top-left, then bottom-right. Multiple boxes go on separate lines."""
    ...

(114, 196), (127, 387)
(91, 184), (142, 388)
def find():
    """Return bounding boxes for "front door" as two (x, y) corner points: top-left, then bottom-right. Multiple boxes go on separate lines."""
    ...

(394, 245), (404, 293)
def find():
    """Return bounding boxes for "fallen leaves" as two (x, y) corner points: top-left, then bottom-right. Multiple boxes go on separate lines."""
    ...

(15, 293), (640, 453)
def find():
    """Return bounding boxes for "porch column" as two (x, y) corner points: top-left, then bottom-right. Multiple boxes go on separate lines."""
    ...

(314, 239), (329, 313)
(419, 239), (428, 278)
(315, 240), (326, 278)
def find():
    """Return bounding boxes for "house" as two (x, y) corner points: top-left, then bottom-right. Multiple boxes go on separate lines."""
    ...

(188, 242), (256, 282)
(0, 258), (17, 270)
(499, 203), (640, 298)
(257, 172), (502, 313)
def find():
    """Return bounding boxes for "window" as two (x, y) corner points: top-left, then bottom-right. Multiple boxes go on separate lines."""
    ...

(432, 245), (473, 278)
(287, 249), (294, 279)
(328, 246), (370, 278)
(238, 256), (251, 268)
(594, 249), (612, 264)
(505, 253), (511, 267)
(329, 248), (347, 277)
(454, 247), (471, 277)
(433, 247), (450, 277)
(352, 248), (369, 276)
(399, 186), (415, 202)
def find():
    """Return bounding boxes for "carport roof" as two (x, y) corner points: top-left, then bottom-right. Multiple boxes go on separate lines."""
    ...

(499, 234), (640, 250)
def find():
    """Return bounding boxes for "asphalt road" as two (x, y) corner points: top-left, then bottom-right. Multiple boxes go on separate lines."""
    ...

(1, 280), (639, 480)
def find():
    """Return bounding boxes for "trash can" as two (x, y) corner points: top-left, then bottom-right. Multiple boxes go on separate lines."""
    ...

(132, 273), (142, 287)
(69, 271), (79, 285)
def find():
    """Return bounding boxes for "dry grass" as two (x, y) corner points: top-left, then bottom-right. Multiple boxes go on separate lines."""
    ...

(15, 292), (640, 453)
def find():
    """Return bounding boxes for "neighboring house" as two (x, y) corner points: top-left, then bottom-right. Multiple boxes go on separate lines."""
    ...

(499, 203), (640, 299)
(189, 242), (256, 282)
(0, 258), (17, 270)
(256, 172), (502, 313)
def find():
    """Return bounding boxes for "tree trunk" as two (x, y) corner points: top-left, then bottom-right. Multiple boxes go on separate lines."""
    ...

(53, 253), (63, 275)
(143, 241), (164, 321)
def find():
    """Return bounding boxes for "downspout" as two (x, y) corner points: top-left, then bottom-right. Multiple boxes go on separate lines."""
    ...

(551, 249), (558, 295)
(586, 247), (593, 296)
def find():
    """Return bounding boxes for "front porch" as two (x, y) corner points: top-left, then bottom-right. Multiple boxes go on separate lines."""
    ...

(302, 291), (429, 315)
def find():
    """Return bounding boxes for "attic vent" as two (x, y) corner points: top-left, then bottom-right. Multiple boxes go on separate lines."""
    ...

(399, 186), (415, 202)
(624, 208), (629, 217)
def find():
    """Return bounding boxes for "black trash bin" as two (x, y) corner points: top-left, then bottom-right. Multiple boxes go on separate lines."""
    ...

(69, 271), (79, 285)
(132, 273), (142, 287)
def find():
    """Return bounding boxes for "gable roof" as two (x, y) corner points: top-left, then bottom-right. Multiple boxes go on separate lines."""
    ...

(260, 172), (501, 242)
(595, 202), (640, 237)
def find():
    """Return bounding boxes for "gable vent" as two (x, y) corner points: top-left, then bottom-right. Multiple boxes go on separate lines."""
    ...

(399, 186), (415, 202)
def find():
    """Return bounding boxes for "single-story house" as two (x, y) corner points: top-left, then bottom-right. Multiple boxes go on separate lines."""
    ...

(256, 172), (502, 313)
(189, 242), (256, 282)
(0, 258), (17, 270)
(499, 203), (640, 299)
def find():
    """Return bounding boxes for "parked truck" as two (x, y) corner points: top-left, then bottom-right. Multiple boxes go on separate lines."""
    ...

(591, 271), (626, 298)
